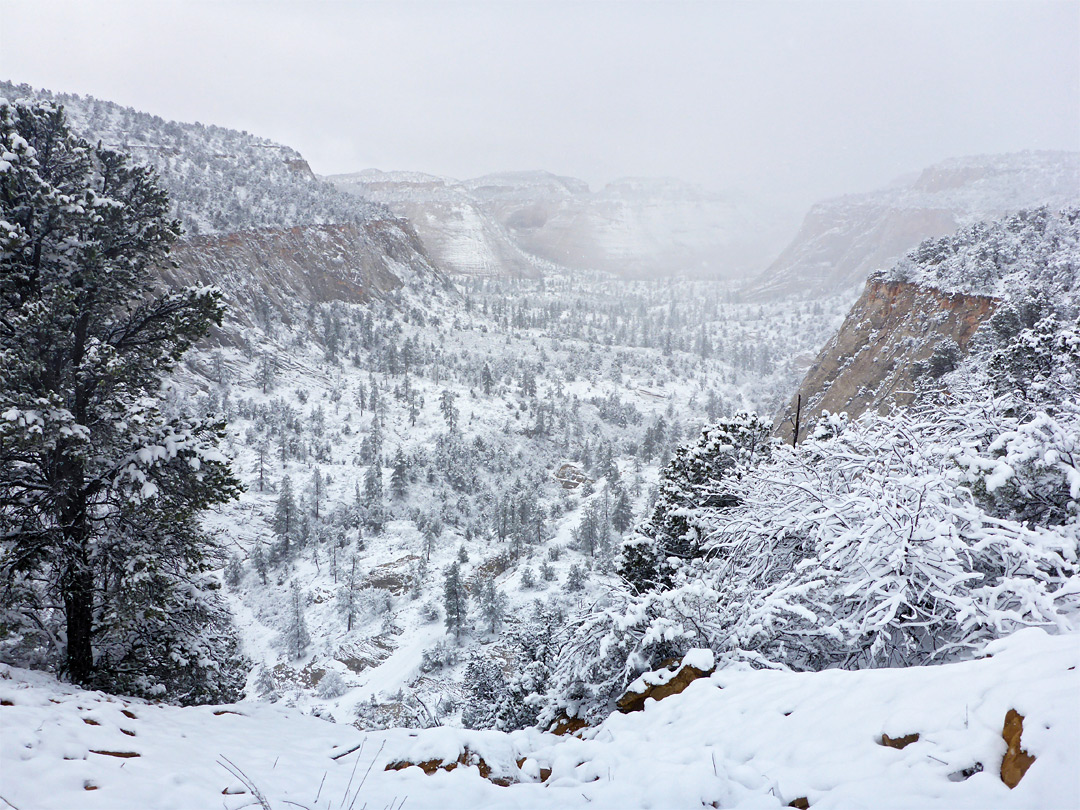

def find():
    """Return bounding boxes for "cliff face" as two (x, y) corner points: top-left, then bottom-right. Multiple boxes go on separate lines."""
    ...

(330, 170), (782, 280)
(774, 278), (998, 438)
(751, 205), (960, 301)
(748, 151), (1079, 301)
(160, 219), (447, 334)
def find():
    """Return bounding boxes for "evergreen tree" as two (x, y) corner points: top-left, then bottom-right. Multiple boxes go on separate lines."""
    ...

(476, 577), (507, 634)
(251, 542), (269, 585)
(443, 562), (468, 638)
(0, 100), (244, 700)
(391, 447), (409, 500)
(280, 583), (310, 659)
(272, 475), (296, 557)
(612, 486), (634, 534)
(565, 563), (587, 592)
(224, 554), (243, 587)
(439, 389), (459, 432)
(363, 458), (384, 532)
(617, 412), (771, 593)
(309, 466), (323, 520)
(461, 654), (506, 729)
(338, 556), (360, 632)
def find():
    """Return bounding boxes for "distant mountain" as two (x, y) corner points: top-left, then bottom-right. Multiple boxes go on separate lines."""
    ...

(0, 81), (449, 325)
(746, 151), (1080, 301)
(331, 169), (782, 280)
(0, 80), (386, 235)
(331, 169), (545, 278)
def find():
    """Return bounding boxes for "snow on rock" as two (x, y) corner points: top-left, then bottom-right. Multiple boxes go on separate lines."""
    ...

(618, 648), (717, 713)
(2, 628), (1076, 809)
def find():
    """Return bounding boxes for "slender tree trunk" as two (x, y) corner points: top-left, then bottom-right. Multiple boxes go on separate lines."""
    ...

(60, 493), (94, 683)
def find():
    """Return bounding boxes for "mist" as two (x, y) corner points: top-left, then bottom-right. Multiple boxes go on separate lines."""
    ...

(2, 0), (1076, 212)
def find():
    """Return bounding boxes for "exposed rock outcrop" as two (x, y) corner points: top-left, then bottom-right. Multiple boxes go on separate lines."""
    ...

(775, 277), (998, 437)
(616, 649), (716, 713)
(158, 219), (448, 337)
(1001, 709), (1036, 789)
(880, 732), (920, 750)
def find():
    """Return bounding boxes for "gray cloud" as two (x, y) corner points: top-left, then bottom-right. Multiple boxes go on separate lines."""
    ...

(2, 0), (1076, 212)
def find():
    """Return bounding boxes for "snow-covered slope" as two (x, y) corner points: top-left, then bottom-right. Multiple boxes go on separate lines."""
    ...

(747, 151), (1080, 300)
(0, 80), (387, 236)
(330, 169), (782, 280)
(2, 628), (1075, 809)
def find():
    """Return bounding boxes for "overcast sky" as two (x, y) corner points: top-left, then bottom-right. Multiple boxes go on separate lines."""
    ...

(2, 0), (1077, 210)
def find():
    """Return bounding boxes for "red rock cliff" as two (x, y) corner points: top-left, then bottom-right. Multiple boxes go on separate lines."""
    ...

(774, 278), (998, 439)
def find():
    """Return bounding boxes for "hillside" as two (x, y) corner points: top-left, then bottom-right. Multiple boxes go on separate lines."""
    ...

(747, 152), (1080, 301)
(3, 85), (1079, 810)
(0, 80), (388, 236)
(331, 169), (545, 278)
(0, 81), (449, 320)
(776, 206), (1079, 436)
(331, 169), (783, 280)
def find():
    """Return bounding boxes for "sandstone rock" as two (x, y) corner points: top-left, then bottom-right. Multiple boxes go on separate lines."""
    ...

(549, 712), (590, 736)
(1001, 709), (1036, 789)
(385, 748), (498, 781)
(775, 278), (998, 439)
(880, 732), (920, 750)
(616, 649), (716, 713)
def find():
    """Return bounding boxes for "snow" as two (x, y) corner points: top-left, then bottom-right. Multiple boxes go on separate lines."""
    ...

(2, 627), (1077, 809)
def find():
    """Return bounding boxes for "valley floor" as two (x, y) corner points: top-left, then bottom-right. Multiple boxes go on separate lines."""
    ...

(3, 628), (1076, 809)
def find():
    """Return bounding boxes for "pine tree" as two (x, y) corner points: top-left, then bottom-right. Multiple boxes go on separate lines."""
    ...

(617, 412), (771, 593)
(439, 389), (458, 432)
(476, 577), (507, 634)
(338, 557), (360, 632)
(224, 555), (243, 587)
(273, 475), (296, 557)
(281, 583), (311, 659)
(363, 458), (384, 532)
(391, 447), (409, 500)
(443, 562), (468, 638)
(310, 467), (323, 519)
(0, 100), (244, 700)
(251, 542), (269, 585)
(612, 486), (634, 534)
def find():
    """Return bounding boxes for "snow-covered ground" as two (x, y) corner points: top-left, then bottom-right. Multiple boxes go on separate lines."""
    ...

(3, 628), (1076, 809)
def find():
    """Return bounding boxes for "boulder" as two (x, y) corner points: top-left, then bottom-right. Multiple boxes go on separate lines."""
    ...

(1001, 709), (1036, 789)
(617, 649), (716, 713)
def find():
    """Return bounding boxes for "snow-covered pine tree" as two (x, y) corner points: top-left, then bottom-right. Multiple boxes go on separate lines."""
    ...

(443, 562), (468, 638)
(363, 457), (385, 532)
(391, 447), (409, 499)
(272, 475), (297, 558)
(617, 411), (771, 593)
(476, 577), (507, 634)
(338, 556), (360, 632)
(0, 100), (244, 702)
(280, 583), (311, 659)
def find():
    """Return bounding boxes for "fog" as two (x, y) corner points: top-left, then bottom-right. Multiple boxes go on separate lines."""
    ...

(1, 0), (1076, 211)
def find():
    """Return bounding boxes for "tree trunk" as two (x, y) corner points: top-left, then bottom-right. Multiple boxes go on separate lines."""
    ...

(62, 552), (95, 684)
(59, 450), (95, 684)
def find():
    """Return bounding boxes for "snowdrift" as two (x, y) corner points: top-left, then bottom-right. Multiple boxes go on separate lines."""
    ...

(2, 628), (1076, 809)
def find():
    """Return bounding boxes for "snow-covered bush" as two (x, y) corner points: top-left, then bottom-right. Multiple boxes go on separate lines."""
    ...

(419, 639), (459, 673)
(548, 395), (1080, 722)
(316, 669), (347, 699)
